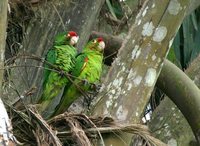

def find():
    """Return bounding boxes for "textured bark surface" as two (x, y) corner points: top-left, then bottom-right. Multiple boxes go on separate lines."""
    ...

(92, 0), (191, 123)
(3, 0), (105, 104)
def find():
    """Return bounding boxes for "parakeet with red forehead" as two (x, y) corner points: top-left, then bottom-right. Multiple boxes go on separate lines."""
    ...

(38, 31), (79, 114)
(52, 37), (105, 116)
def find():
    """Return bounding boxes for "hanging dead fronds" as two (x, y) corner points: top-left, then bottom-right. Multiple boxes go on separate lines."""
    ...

(9, 105), (62, 146)
(8, 103), (167, 146)
(49, 113), (167, 146)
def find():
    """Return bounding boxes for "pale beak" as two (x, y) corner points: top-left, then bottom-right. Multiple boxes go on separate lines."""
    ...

(70, 36), (79, 45)
(98, 41), (105, 51)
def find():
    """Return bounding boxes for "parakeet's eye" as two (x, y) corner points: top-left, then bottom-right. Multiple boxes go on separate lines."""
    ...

(92, 40), (97, 43)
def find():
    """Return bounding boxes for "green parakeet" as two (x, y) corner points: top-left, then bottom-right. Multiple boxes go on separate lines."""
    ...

(38, 31), (79, 115)
(52, 37), (105, 116)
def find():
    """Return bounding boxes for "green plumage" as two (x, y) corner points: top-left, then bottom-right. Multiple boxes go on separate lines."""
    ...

(52, 39), (104, 116)
(38, 33), (77, 114)
(54, 32), (71, 45)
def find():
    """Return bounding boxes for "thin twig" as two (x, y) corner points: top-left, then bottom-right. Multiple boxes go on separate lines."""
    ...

(74, 114), (105, 146)
(28, 107), (62, 146)
(104, 50), (118, 60)
(51, 3), (66, 31)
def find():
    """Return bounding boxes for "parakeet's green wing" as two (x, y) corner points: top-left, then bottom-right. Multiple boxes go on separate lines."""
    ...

(43, 32), (70, 87)
(71, 53), (88, 77)
(51, 53), (88, 116)
(43, 48), (56, 88)
(39, 44), (77, 118)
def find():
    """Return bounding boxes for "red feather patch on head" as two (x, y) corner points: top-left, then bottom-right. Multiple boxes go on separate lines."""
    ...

(68, 31), (78, 37)
(97, 37), (103, 42)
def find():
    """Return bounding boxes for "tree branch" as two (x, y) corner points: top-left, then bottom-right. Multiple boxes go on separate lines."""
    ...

(157, 59), (200, 143)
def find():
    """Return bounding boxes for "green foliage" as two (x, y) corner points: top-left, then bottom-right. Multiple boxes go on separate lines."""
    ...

(106, 0), (118, 20)
(106, 0), (124, 19)
(124, 0), (140, 10)
(170, 7), (200, 69)
(167, 48), (176, 63)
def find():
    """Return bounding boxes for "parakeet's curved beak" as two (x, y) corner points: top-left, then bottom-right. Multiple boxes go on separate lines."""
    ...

(70, 36), (79, 46)
(98, 41), (105, 51)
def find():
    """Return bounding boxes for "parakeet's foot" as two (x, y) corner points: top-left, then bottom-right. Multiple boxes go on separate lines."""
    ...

(82, 94), (93, 110)
(82, 83), (101, 109)
(59, 70), (66, 77)
(82, 79), (90, 85)
(90, 83), (101, 92)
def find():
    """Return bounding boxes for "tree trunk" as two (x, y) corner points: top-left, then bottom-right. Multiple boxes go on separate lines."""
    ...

(90, 0), (192, 145)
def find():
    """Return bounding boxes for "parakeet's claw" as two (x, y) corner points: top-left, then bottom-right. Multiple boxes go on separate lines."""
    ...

(59, 70), (66, 77)
(82, 94), (93, 110)
(84, 84), (101, 108)
(82, 79), (89, 85)
(90, 83), (101, 92)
